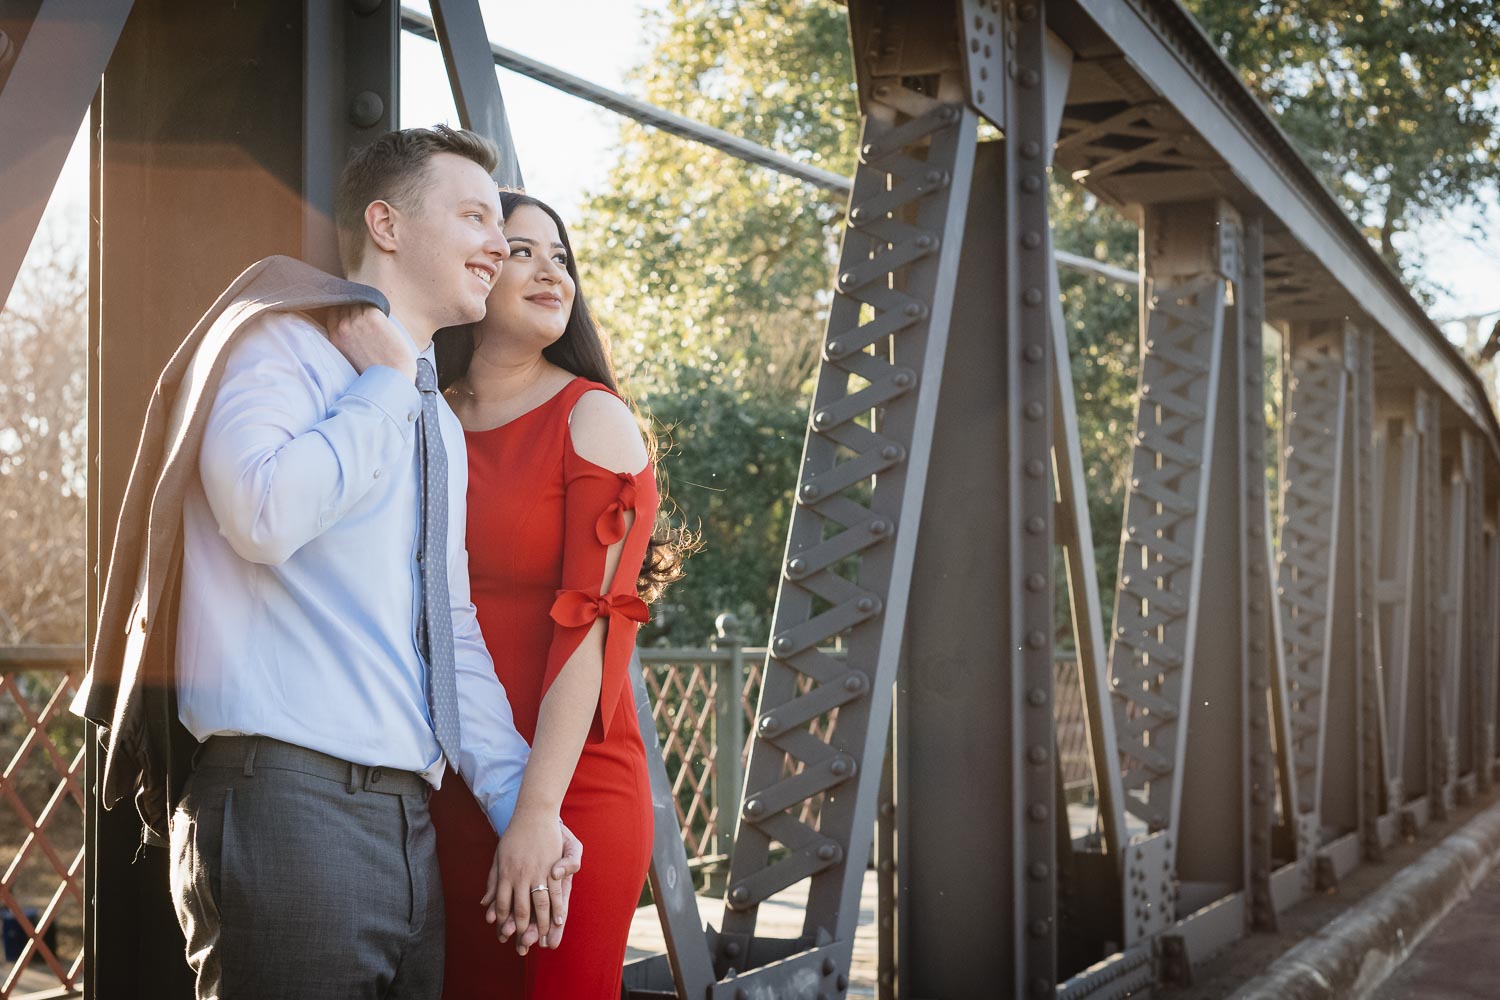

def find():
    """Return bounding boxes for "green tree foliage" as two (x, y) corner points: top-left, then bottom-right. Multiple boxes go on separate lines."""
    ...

(1185, 0), (1500, 271)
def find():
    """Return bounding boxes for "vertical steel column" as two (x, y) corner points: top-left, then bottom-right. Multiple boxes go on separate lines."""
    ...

(88, 3), (397, 993)
(1372, 398), (1421, 825)
(1351, 331), (1384, 859)
(0, 0), (134, 309)
(302, 0), (399, 272)
(1240, 219), (1283, 932)
(1164, 199), (1259, 975)
(1108, 199), (1232, 944)
(1418, 392), (1450, 819)
(1462, 434), (1486, 794)
(1274, 325), (1348, 835)
(1435, 437), (1469, 801)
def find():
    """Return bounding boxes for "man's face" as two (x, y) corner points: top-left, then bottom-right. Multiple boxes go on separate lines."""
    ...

(388, 152), (507, 329)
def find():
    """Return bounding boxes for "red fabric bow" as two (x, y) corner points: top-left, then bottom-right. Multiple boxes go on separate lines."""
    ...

(549, 589), (650, 629)
(594, 473), (639, 544)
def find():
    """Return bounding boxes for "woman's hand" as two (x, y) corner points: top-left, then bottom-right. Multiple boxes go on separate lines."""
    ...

(481, 810), (581, 953)
(323, 304), (417, 383)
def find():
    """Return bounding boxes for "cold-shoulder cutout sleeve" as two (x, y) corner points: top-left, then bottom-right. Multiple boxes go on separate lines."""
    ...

(542, 387), (660, 742)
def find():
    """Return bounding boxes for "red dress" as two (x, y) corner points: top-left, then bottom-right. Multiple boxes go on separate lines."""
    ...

(431, 377), (657, 998)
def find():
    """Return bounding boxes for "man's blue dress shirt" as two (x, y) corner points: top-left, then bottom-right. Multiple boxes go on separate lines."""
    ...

(176, 310), (528, 834)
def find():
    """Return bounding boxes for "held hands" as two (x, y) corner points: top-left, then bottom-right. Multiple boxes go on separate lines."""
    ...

(324, 304), (418, 384)
(481, 812), (583, 954)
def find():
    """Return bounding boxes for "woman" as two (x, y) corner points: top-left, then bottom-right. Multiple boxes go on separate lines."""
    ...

(429, 191), (684, 997)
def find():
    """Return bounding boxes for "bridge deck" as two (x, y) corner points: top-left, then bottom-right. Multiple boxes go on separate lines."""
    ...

(1374, 866), (1500, 999)
(628, 869), (879, 998)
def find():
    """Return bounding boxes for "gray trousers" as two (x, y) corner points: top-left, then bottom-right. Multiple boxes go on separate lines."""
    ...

(168, 736), (445, 1000)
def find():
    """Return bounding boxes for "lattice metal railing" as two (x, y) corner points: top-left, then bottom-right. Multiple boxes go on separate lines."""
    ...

(0, 647), (85, 999)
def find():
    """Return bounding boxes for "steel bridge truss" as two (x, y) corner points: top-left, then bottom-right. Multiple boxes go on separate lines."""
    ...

(4, 0), (1499, 997)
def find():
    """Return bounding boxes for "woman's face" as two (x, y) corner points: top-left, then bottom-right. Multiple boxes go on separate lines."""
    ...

(479, 203), (576, 352)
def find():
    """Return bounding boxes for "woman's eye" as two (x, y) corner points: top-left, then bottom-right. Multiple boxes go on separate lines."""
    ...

(510, 245), (530, 257)
(553, 254), (569, 266)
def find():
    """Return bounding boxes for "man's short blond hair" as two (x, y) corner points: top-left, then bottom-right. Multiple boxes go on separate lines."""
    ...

(335, 125), (500, 272)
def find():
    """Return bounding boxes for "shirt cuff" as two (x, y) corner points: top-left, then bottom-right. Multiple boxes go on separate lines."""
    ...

(483, 788), (521, 837)
(344, 365), (421, 433)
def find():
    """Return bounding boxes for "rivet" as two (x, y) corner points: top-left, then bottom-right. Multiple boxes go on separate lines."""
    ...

(1021, 140), (1041, 159)
(1027, 745), (1049, 765)
(1029, 918), (1049, 938)
(1029, 803), (1049, 821)
(915, 235), (936, 250)
(1024, 344), (1044, 363)
(1025, 459), (1045, 478)
(1028, 688), (1047, 706)
(774, 636), (792, 653)
(823, 957), (837, 976)
(730, 886), (751, 905)
(1026, 515), (1045, 534)
(1026, 573), (1045, 592)
(350, 0), (383, 14)
(904, 302), (926, 318)
(839, 271), (855, 287)
(869, 519), (891, 536)
(744, 798), (765, 817)
(1022, 231), (1042, 249)
(1029, 861), (1050, 880)
(758, 716), (779, 734)
(800, 483), (821, 501)
(881, 444), (905, 461)
(1023, 287), (1043, 306)
(924, 170), (948, 185)
(940, 106), (960, 123)
(349, 91), (385, 129)
(826, 339), (844, 356)
(844, 673), (868, 693)
(831, 757), (853, 778)
(874, 85), (891, 98)
(817, 843), (841, 861)
(1027, 630), (1046, 649)
(892, 370), (915, 388)
(1025, 401), (1044, 420)
(787, 558), (806, 576)
(837, 974), (849, 991)
(725, 940), (742, 957)
(856, 596), (879, 613)
(1021, 174), (1042, 193)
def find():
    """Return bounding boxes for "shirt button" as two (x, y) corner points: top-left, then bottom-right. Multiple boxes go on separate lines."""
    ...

(407, 411), (416, 422)
(370, 768), (383, 784)
(415, 549), (424, 562)
(373, 469), (382, 479)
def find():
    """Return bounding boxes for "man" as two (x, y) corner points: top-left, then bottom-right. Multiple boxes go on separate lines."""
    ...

(159, 126), (574, 997)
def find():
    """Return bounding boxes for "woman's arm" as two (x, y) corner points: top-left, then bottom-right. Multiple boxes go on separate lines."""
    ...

(489, 390), (649, 953)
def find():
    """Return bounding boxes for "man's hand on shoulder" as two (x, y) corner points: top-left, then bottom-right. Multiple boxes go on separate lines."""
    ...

(325, 305), (417, 383)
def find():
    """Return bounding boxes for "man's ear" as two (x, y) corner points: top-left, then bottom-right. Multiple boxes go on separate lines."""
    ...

(365, 200), (400, 254)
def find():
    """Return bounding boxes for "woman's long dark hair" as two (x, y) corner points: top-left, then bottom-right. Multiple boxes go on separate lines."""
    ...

(435, 190), (694, 603)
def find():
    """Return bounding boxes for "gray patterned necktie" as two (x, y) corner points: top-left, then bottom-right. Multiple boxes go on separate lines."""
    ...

(416, 357), (462, 765)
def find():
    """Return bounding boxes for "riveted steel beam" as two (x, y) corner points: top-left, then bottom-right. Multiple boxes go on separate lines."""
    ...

(0, 0), (133, 312)
(427, 0), (523, 187)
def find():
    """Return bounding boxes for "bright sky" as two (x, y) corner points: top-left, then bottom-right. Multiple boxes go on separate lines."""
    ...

(17, 0), (1500, 347)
